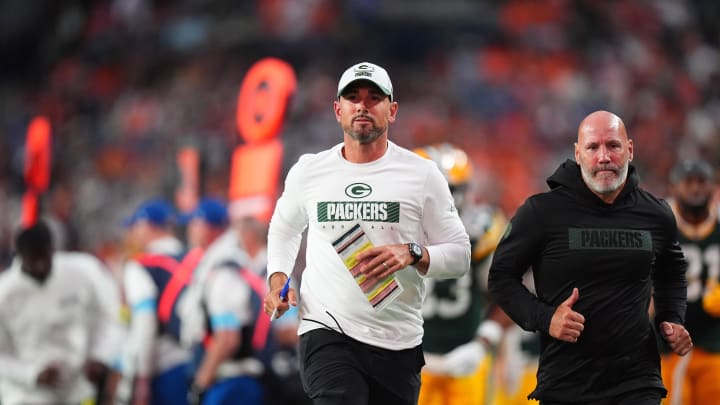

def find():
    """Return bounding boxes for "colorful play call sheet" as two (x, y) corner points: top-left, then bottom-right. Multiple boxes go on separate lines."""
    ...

(332, 223), (403, 311)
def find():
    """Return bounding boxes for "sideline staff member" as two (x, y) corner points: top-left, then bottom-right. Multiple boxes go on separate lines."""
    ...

(488, 110), (692, 405)
(264, 62), (471, 405)
(0, 221), (117, 405)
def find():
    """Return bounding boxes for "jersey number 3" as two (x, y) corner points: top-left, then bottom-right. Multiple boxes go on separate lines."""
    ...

(422, 272), (472, 318)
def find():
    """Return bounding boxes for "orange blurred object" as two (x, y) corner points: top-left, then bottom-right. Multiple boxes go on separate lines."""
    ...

(175, 147), (201, 215)
(22, 116), (52, 228)
(20, 191), (39, 229)
(228, 139), (283, 223)
(24, 116), (52, 192)
(236, 57), (297, 144)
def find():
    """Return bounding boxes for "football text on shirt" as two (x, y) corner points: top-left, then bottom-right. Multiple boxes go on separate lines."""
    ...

(317, 201), (400, 223)
(568, 228), (652, 251)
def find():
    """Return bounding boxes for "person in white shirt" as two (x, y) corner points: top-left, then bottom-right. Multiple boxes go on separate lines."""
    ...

(190, 256), (266, 405)
(264, 61), (471, 405)
(118, 198), (191, 405)
(56, 249), (127, 404)
(0, 220), (116, 405)
(180, 198), (266, 405)
(240, 215), (310, 405)
(179, 214), (246, 353)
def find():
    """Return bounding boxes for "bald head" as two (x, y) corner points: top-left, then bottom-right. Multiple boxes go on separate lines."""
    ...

(574, 110), (634, 203)
(577, 110), (628, 144)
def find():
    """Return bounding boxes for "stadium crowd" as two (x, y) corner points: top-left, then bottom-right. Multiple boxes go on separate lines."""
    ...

(1, 0), (719, 262)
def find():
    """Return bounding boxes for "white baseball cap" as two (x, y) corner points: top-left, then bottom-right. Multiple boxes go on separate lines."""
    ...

(337, 62), (393, 101)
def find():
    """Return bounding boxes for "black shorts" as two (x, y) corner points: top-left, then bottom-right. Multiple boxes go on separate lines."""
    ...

(298, 328), (424, 405)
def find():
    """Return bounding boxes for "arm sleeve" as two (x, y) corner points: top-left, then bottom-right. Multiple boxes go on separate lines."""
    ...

(267, 158), (309, 282)
(0, 322), (42, 386)
(652, 204), (688, 327)
(422, 165), (472, 279)
(488, 198), (556, 333)
(83, 255), (126, 364)
(206, 269), (251, 332)
(123, 261), (158, 377)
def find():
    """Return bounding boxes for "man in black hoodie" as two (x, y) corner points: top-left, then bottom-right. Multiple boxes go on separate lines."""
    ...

(488, 110), (692, 405)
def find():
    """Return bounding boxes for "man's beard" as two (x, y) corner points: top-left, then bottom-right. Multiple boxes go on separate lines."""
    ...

(345, 116), (385, 144)
(677, 196), (711, 218)
(580, 160), (629, 196)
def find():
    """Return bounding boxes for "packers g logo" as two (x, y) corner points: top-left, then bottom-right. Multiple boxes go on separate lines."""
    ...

(345, 183), (372, 198)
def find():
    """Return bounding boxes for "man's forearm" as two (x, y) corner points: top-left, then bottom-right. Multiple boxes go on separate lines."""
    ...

(268, 272), (289, 291)
(195, 330), (240, 389)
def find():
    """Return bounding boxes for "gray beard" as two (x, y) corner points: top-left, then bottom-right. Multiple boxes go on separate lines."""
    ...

(580, 160), (629, 196)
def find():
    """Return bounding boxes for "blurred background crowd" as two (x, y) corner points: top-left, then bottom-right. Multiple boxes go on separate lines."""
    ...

(2, 0), (720, 273)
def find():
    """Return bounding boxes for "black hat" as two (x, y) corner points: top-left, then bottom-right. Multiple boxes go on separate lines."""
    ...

(670, 159), (714, 184)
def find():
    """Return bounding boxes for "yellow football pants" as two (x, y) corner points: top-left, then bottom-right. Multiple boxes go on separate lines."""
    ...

(661, 348), (720, 405)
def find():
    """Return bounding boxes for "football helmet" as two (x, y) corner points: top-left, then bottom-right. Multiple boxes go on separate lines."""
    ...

(414, 143), (473, 211)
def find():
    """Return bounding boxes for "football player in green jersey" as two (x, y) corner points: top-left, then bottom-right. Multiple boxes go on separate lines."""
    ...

(661, 158), (720, 405)
(415, 143), (508, 405)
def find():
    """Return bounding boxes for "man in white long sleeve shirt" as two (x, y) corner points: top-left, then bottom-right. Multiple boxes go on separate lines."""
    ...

(264, 61), (471, 405)
(0, 220), (116, 405)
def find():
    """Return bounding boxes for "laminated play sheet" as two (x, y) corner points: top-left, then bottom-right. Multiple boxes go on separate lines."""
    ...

(331, 223), (403, 311)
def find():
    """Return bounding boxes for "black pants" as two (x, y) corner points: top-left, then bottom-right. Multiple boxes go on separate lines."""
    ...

(298, 328), (424, 405)
(540, 388), (664, 405)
